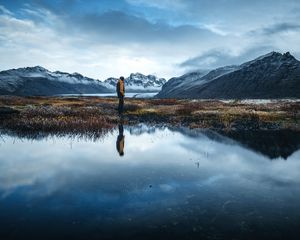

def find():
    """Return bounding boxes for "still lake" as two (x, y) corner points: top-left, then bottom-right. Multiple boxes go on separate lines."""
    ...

(56, 92), (158, 98)
(0, 125), (300, 240)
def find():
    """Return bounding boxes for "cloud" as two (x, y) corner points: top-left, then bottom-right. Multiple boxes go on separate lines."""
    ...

(0, 5), (13, 15)
(128, 0), (300, 36)
(0, 4), (222, 79)
(179, 46), (277, 70)
(0, 6), (99, 76)
(63, 10), (219, 46)
(256, 22), (300, 35)
(179, 50), (235, 70)
(0, 0), (300, 79)
(126, 0), (185, 10)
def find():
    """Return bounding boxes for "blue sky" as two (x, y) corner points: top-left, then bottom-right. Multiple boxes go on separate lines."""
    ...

(0, 0), (300, 79)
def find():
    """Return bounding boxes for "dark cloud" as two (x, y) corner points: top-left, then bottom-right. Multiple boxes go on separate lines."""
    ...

(128, 0), (299, 23)
(30, 0), (78, 14)
(18, 1), (221, 46)
(179, 46), (276, 70)
(259, 22), (300, 35)
(64, 10), (219, 45)
(1, 0), (300, 78)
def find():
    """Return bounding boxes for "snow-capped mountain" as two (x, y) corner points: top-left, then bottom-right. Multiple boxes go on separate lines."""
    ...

(157, 68), (235, 97)
(0, 66), (111, 95)
(0, 67), (166, 96)
(157, 52), (300, 99)
(104, 73), (166, 92)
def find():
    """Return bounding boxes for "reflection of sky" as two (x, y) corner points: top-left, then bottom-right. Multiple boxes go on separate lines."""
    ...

(1, 127), (300, 195)
(1, 126), (300, 238)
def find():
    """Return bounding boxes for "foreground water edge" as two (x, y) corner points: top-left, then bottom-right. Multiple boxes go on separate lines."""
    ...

(0, 125), (300, 239)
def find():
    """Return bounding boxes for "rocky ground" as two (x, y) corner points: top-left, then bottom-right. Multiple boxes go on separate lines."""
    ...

(0, 96), (299, 138)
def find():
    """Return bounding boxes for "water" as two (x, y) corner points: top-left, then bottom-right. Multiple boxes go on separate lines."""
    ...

(56, 92), (158, 98)
(0, 125), (300, 240)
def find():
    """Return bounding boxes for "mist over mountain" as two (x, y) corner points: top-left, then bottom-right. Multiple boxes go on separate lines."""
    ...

(1, 52), (299, 98)
(104, 73), (166, 93)
(0, 67), (165, 96)
(0, 66), (111, 96)
(157, 52), (300, 99)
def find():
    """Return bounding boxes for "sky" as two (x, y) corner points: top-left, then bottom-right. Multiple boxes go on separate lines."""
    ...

(0, 0), (300, 80)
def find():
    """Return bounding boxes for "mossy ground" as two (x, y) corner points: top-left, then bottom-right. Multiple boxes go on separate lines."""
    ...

(0, 96), (299, 137)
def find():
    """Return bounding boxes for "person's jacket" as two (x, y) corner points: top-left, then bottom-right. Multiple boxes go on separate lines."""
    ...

(116, 79), (125, 98)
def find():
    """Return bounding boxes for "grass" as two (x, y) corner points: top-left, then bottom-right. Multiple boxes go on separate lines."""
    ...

(0, 96), (299, 137)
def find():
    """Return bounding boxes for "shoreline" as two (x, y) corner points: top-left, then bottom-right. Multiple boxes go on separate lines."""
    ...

(0, 96), (299, 137)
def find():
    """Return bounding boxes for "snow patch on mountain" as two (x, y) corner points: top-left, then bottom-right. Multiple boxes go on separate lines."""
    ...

(104, 73), (166, 92)
(0, 66), (111, 95)
(157, 51), (300, 99)
(0, 66), (104, 92)
(0, 66), (167, 95)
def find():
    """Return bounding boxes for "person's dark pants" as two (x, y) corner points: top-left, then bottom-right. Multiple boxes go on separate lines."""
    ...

(118, 97), (124, 114)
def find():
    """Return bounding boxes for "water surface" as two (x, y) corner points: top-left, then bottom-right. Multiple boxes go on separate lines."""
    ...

(0, 125), (300, 240)
(56, 92), (158, 98)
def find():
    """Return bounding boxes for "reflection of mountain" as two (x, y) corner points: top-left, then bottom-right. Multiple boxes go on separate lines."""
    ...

(168, 127), (235, 144)
(168, 127), (300, 160)
(219, 130), (300, 160)
(126, 124), (162, 135)
(2, 123), (299, 160)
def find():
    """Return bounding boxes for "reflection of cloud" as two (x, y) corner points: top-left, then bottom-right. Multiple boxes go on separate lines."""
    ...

(126, 124), (159, 136)
(198, 175), (225, 187)
(0, 127), (300, 202)
(159, 184), (175, 192)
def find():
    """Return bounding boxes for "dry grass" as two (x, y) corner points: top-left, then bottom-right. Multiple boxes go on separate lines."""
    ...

(0, 96), (299, 135)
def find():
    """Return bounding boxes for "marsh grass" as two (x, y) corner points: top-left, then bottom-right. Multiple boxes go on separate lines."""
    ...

(0, 103), (115, 137)
(0, 96), (299, 135)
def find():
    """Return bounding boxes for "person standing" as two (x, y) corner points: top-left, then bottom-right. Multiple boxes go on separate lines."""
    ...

(116, 76), (125, 115)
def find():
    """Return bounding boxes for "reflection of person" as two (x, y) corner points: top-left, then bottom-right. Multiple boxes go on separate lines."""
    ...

(116, 76), (125, 115)
(116, 124), (125, 156)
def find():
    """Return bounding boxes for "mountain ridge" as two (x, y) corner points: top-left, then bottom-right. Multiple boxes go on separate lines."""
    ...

(157, 51), (300, 99)
(104, 73), (166, 92)
(0, 66), (165, 96)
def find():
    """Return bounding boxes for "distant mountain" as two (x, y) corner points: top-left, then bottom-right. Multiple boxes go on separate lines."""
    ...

(104, 73), (166, 93)
(0, 67), (166, 96)
(0, 66), (111, 96)
(158, 68), (234, 97)
(157, 52), (300, 99)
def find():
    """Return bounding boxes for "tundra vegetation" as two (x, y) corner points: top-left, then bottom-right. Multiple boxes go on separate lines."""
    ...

(0, 96), (299, 138)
